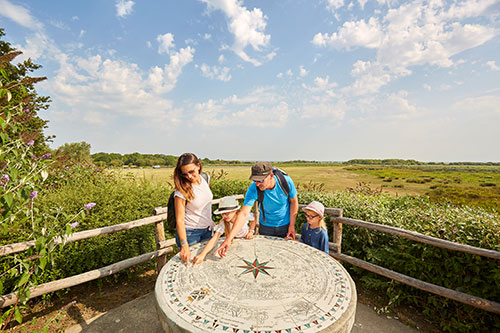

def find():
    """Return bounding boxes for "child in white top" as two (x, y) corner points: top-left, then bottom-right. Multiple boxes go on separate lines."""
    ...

(192, 196), (256, 265)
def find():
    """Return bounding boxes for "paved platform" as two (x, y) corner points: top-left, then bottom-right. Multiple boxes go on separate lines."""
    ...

(66, 292), (418, 332)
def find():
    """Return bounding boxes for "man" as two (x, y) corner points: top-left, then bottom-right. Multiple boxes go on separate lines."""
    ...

(216, 161), (298, 258)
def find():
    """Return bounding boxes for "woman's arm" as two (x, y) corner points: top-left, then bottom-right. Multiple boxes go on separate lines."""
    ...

(175, 196), (191, 265)
(192, 232), (222, 265)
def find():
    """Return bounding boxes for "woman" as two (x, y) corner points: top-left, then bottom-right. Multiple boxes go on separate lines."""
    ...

(173, 153), (214, 265)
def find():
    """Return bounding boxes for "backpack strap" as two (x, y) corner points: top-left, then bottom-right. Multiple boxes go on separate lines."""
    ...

(201, 172), (210, 184)
(256, 168), (290, 223)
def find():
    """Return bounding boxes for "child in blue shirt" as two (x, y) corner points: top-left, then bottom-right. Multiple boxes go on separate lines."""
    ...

(300, 201), (329, 254)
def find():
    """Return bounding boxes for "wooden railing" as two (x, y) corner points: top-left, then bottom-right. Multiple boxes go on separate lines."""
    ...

(324, 207), (500, 314)
(0, 195), (244, 308)
(1, 199), (499, 316)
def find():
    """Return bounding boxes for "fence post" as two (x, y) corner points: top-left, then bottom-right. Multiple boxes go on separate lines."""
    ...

(332, 210), (343, 254)
(154, 207), (167, 273)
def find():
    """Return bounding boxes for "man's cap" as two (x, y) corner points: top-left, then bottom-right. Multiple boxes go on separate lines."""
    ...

(214, 196), (241, 214)
(249, 161), (273, 181)
(302, 201), (325, 218)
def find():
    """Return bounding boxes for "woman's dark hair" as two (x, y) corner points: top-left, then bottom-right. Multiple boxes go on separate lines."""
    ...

(173, 153), (202, 201)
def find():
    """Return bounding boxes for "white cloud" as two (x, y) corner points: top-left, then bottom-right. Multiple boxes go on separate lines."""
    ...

(200, 0), (272, 66)
(203, 33), (212, 40)
(313, 0), (498, 96)
(485, 60), (499, 71)
(148, 46), (195, 93)
(115, 0), (135, 18)
(200, 64), (232, 82)
(79, 29), (86, 38)
(299, 65), (309, 77)
(358, 0), (368, 10)
(0, 0), (44, 30)
(218, 54), (225, 64)
(452, 95), (500, 114)
(312, 17), (382, 49)
(327, 0), (345, 11)
(423, 84), (432, 91)
(157, 33), (175, 55)
(194, 87), (290, 127)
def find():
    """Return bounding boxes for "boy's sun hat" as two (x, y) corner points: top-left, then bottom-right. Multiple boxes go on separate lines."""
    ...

(302, 201), (325, 218)
(214, 196), (241, 214)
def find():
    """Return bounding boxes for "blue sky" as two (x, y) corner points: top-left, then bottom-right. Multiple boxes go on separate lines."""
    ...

(1, 0), (499, 162)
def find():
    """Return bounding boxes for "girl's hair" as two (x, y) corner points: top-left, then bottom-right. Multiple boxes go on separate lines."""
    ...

(319, 218), (327, 231)
(173, 153), (202, 202)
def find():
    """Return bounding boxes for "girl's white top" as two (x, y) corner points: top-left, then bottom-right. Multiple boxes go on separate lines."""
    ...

(174, 176), (214, 229)
(215, 213), (254, 238)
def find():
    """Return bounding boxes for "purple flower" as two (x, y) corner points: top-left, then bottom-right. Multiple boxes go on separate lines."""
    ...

(1, 174), (9, 186)
(41, 152), (52, 160)
(23, 108), (30, 113)
(27, 140), (34, 146)
(84, 202), (96, 210)
(70, 222), (79, 229)
(29, 191), (38, 199)
(31, 155), (37, 160)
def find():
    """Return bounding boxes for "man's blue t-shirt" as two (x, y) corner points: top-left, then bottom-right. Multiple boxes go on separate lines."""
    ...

(300, 223), (329, 254)
(243, 174), (297, 227)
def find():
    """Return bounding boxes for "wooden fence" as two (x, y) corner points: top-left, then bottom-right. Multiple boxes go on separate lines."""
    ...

(327, 209), (500, 314)
(1, 198), (499, 316)
(0, 195), (244, 308)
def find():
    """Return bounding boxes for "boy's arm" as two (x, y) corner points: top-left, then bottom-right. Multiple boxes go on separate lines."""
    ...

(192, 232), (222, 265)
(215, 205), (252, 257)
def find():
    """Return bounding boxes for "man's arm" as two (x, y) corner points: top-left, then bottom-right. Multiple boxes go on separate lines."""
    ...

(286, 196), (298, 240)
(215, 205), (252, 257)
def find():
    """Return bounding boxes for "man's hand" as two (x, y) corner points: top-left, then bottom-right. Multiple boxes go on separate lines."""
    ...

(245, 230), (254, 239)
(180, 244), (191, 266)
(214, 238), (231, 258)
(285, 227), (296, 240)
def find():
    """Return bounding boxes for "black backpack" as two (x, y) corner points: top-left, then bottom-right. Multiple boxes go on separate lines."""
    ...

(166, 172), (210, 233)
(256, 167), (290, 223)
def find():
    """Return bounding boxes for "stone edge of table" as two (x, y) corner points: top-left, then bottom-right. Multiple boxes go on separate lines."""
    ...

(155, 236), (357, 332)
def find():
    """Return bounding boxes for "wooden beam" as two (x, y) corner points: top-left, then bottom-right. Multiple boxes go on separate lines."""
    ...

(329, 251), (500, 314)
(0, 214), (168, 257)
(298, 205), (342, 217)
(333, 216), (500, 260)
(154, 194), (246, 215)
(0, 247), (174, 308)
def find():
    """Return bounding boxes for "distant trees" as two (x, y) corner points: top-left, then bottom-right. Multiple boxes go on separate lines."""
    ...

(91, 152), (178, 167)
(57, 142), (91, 163)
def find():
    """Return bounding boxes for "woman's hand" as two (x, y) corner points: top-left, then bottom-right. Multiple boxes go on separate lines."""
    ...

(245, 230), (254, 239)
(180, 244), (191, 266)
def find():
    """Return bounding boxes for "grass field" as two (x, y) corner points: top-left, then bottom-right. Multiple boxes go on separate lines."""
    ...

(117, 164), (500, 211)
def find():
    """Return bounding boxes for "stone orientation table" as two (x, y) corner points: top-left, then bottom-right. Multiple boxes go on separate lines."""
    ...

(155, 236), (356, 332)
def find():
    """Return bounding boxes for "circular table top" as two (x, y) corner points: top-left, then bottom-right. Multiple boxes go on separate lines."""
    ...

(155, 236), (356, 332)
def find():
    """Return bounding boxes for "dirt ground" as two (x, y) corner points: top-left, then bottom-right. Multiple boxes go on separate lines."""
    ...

(3, 265), (440, 333)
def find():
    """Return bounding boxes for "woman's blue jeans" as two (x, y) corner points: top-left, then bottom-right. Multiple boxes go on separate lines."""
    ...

(175, 227), (212, 248)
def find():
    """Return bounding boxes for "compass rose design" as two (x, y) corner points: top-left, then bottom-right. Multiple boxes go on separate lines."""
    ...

(237, 258), (274, 279)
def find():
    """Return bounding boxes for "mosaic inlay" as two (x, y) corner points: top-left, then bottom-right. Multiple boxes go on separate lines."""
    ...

(155, 236), (356, 332)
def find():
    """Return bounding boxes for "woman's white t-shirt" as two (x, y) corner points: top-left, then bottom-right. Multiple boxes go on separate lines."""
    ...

(174, 177), (214, 230)
(214, 213), (254, 238)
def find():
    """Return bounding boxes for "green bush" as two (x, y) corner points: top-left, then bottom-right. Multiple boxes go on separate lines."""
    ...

(0, 165), (171, 293)
(298, 191), (500, 332)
